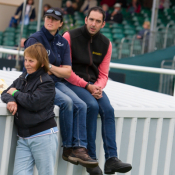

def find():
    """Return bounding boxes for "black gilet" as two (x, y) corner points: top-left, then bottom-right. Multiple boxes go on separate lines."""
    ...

(69, 25), (110, 83)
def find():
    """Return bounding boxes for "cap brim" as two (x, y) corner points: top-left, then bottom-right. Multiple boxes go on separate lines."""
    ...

(44, 13), (62, 20)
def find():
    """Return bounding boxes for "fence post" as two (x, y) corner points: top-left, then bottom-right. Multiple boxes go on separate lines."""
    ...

(130, 35), (136, 57)
(0, 115), (14, 175)
(141, 30), (148, 54)
(118, 38), (125, 59)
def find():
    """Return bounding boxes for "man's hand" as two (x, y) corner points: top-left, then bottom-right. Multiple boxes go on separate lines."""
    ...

(7, 102), (17, 115)
(87, 84), (103, 99)
(7, 88), (17, 95)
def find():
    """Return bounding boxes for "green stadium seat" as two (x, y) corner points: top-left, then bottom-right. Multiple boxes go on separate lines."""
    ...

(113, 33), (125, 39)
(121, 49), (130, 55)
(3, 32), (15, 37)
(75, 20), (84, 25)
(124, 29), (136, 35)
(135, 26), (143, 32)
(5, 27), (15, 32)
(121, 43), (130, 49)
(28, 25), (37, 31)
(15, 33), (27, 40)
(112, 28), (123, 34)
(29, 20), (37, 26)
(100, 28), (110, 33)
(110, 23), (123, 29)
(101, 32), (112, 38)
(124, 25), (135, 29)
(111, 51), (118, 60)
(104, 23), (110, 27)
(133, 44), (142, 51)
(3, 40), (15, 46)
(74, 15), (83, 20)
(15, 28), (28, 35)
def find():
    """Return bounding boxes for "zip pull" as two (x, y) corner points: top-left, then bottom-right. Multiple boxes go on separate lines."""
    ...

(91, 37), (92, 43)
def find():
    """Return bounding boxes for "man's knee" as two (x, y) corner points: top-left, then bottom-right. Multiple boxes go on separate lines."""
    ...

(106, 105), (114, 114)
(88, 100), (99, 112)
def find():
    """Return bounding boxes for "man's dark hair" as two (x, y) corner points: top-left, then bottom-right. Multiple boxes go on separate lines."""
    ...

(87, 6), (106, 22)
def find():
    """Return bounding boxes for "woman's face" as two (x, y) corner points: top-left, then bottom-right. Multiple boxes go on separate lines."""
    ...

(44, 16), (63, 34)
(24, 55), (40, 74)
(28, 0), (33, 5)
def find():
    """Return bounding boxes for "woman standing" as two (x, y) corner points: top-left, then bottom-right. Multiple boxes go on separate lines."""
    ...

(1, 43), (58, 175)
(14, 0), (36, 25)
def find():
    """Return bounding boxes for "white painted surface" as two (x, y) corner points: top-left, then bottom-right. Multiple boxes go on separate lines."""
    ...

(1, 70), (175, 175)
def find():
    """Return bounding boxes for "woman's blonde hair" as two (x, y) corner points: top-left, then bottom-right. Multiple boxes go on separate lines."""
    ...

(24, 43), (49, 72)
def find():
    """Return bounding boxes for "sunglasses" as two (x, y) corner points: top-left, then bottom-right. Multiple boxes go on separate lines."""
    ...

(46, 9), (62, 17)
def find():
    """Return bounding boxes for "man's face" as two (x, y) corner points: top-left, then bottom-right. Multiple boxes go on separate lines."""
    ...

(44, 16), (63, 33)
(85, 11), (105, 36)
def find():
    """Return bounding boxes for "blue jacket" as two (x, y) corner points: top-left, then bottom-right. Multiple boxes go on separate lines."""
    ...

(24, 26), (71, 82)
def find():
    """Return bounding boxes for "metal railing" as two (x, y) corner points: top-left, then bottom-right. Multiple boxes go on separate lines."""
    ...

(112, 22), (175, 60)
(1, 47), (175, 76)
(159, 56), (175, 95)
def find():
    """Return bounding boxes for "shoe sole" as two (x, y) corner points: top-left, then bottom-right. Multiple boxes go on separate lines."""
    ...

(105, 166), (132, 174)
(68, 156), (98, 168)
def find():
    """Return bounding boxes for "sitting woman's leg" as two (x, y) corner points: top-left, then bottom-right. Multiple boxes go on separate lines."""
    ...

(54, 83), (74, 148)
(55, 82), (98, 168)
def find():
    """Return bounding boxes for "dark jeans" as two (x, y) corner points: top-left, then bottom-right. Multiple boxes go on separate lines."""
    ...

(54, 82), (87, 148)
(64, 81), (118, 160)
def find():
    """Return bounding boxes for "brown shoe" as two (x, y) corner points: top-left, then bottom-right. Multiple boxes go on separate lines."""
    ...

(62, 147), (72, 161)
(68, 147), (98, 168)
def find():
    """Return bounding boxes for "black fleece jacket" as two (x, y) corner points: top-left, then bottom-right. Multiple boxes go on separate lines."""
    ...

(1, 68), (56, 137)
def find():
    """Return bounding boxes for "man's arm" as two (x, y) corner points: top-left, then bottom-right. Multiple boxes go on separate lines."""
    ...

(94, 42), (112, 89)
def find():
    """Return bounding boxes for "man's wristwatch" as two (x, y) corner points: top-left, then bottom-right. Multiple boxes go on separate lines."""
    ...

(49, 64), (52, 69)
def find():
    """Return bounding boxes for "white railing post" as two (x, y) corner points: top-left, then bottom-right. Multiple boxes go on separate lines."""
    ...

(55, 116), (61, 175)
(151, 118), (163, 175)
(0, 115), (14, 175)
(126, 118), (137, 175)
(98, 137), (105, 172)
(138, 118), (150, 175)
(163, 118), (175, 175)
(115, 117), (124, 158)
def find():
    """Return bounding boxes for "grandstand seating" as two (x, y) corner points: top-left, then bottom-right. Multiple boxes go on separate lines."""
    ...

(1, 4), (175, 59)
